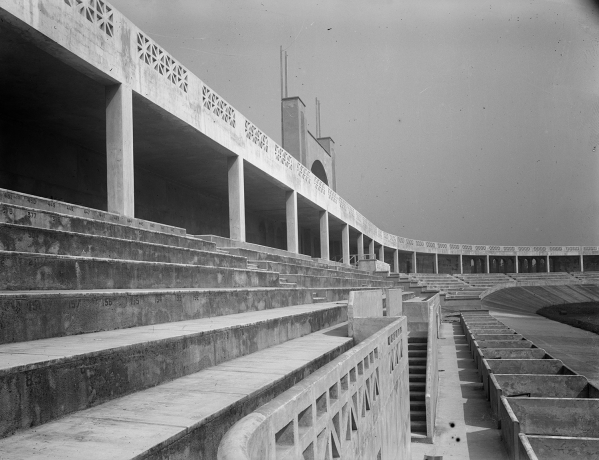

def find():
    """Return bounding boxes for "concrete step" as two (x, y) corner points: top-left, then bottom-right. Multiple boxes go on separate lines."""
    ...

(0, 203), (216, 252)
(410, 410), (427, 421)
(409, 374), (426, 383)
(0, 251), (279, 291)
(410, 420), (427, 434)
(409, 357), (427, 366)
(410, 391), (425, 401)
(0, 188), (185, 236)
(251, 260), (386, 281)
(408, 336), (428, 344)
(278, 273), (393, 288)
(409, 382), (426, 392)
(0, 223), (247, 268)
(0, 288), (351, 344)
(408, 349), (427, 358)
(0, 325), (353, 459)
(410, 401), (426, 411)
(409, 365), (427, 375)
(0, 302), (347, 438)
(408, 342), (427, 351)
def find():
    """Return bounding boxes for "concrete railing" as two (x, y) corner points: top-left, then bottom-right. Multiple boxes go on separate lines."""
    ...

(217, 317), (411, 460)
(425, 295), (440, 439)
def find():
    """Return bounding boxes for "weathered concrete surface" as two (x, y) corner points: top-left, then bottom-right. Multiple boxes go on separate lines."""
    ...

(0, 303), (346, 438)
(353, 317), (397, 344)
(520, 433), (599, 459)
(347, 289), (383, 337)
(386, 288), (403, 317)
(411, 323), (508, 460)
(474, 348), (548, 373)
(0, 326), (353, 459)
(218, 318), (410, 460)
(358, 258), (390, 273)
(404, 293), (440, 337)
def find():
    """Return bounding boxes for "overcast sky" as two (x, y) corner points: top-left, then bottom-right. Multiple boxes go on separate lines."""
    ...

(111, 0), (599, 246)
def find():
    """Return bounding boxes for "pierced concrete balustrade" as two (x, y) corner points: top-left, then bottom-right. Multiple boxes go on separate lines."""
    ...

(217, 317), (410, 460)
(500, 397), (599, 460)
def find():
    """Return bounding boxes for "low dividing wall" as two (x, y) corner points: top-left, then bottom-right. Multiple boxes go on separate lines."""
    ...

(519, 433), (599, 460)
(217, 317), (411, 460)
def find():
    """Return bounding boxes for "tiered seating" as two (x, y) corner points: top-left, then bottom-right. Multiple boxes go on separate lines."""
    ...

(508, 272), (577, 283)
(569, 271), (599, 283)
(0, 191), (388, 458)
(457, 273), (513, 290)
(408, 273), (471, 293)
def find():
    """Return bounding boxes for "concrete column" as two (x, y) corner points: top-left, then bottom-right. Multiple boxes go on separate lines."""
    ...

(412, 252), (418, 274)
(515, 256), (519, 273)
(285, 190), (298, 253)
(486, 255), (490, 273)
(357, 233), (364, 260)
(106, 84), (134, 216)
(379, 244), (385, 262)
(459, 254), (463, 274)
(546, 254), (550, 273)
(580, 254), (584, 272)
(227, 156), (246, 241)
(319, 210), (329, 260)
(393, 249), (399, 273)
(368, 240), (375, 259)
(434, 253), (439, 274)
(342, 224), (350, 265)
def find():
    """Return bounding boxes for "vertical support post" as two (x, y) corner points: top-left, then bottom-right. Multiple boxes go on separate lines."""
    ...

(486, 255), (490, 273)
(546, 254), (550, 273)
(342, 224), (350, 265)
(368, 240), (375, 259)
(393, 249), (399, 274)
(580, 253), (584, 272)
(228, 156), (245, 241)
(285, 190), (298, 253)
(515, 256), (519, 273)
(459, 254), (463, 274)
(319, 210), (329, 260)
(357, 233), (364, 260)
(412, 252), (418, 274)
(379, 245), (385, 262)
(106, 84), (134, 216)
(434, 253), (439, 274)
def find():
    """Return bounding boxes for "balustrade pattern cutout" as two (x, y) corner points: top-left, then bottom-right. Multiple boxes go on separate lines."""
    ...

(297, 163), (312, 184)
(314, 178), (326, 195)
(550, 246), (563, 252)
(426, 242), (436, 249)
(64, 0), (114, 37)
(137, 32), (188, 92)
(475, 245), (487, 251)
(202, 85), (236, 127)
(566, 246), (580, 252)
(489, 246), (501, 252)
(244, 120), (268, 151)
(274, 144), (293, 170)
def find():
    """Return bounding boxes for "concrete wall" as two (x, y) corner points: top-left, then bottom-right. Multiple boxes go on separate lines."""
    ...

(217, 318), (411, 460)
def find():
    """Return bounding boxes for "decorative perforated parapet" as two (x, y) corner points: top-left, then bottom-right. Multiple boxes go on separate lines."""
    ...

(328, 188), (338, 204)
(462, 244), (472, 251)
(426, 242), (436, 249)
(416, 240), (425, 247)
(450, 244), (460, 251)
(518, 246), (531, 252)
(273, 144), (293, 170)
(533, 246), (548, 253)
(475, 245), (487, 251)
(406, 239), (414, 246)
(136, 32), (188, 92)
(549, 246), (563, 252)
(297, 163), (312, 185)
(566, 246), (580, 252)
(202, 85), (236, 128)
(314, 178), (326, 195)
(503, 246), (515, 252)
(218, 318), (409, 460)
(64, 0), (114, 37)
(244, 120), (269, 151)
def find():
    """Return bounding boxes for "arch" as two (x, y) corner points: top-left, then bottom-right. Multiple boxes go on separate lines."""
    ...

(477, 258), (483, 274)
(507, 258), (514, 273)
(492, 258), (497, 273)
(310, 160), (328, 185)
(531, 259), (537, 273)
(523, 259), (529, 273)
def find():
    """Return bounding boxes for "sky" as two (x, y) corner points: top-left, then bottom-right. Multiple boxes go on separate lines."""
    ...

(111, 0), (599, 246)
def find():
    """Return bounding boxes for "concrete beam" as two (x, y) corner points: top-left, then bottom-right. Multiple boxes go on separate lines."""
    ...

(285, 191), (298, 253)
(342, 223), (350, 265)
(319, 210), (329, 260)
(227, 156), (245, 241)
(106, 84), (134, 217)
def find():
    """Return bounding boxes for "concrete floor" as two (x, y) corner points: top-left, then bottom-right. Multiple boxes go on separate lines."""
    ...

(488, 305), (599, 387)
(410, 322), (509, 460)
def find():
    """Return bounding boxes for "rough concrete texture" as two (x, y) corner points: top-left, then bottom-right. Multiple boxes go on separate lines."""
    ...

(411, 322), (509, 460)
(404, 293), (440, 337)
(0, 326), (353, 459)
(218, 318), (411, 460)
(520, 434), (599, 459)
(386, 288), (403, 317)
(347, 289), (383, 337)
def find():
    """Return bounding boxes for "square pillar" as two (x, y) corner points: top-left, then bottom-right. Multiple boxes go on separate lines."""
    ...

(379, 244), (385, 262)
(393, 249), (399, 273)
(434, 253), (439, 274)
(412, 252), (418, 274)
(368, 240), (375, 259)
(546, 254), (550, 273)
(106, 84), (134, 216)
(459, 254), (464, 274)
(357, 233), (364, 260)
(285, 190), (298, 253)
(580, 254), (584, 272)
(515, 256), (519, 273)
(228, 156), (246, 241)
(342, 224), (350, 265)
(486, 255), (490, 273)
(319, 210), (329, 260)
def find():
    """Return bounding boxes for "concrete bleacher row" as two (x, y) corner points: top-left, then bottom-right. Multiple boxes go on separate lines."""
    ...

(461, 311), (599, 460)
(0, 191), (398, 458)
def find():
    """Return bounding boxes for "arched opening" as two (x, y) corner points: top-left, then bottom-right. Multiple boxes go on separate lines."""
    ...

(531, 259), (537, 273)
(492, 258), (497, 273)
(499, 259), (505, 273)
(477, 258), (483, 273)
(310, 160), (328, 185)
(470, 258), (475, 274)
(540, 258), (545, 272)
(507, 258), (514, 273)
(523, 259), (529, 273)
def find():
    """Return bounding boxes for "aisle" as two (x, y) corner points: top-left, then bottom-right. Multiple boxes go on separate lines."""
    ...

(410, 322), (508, 460)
